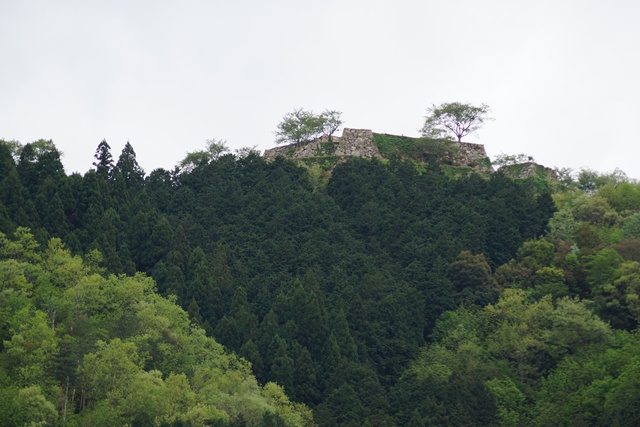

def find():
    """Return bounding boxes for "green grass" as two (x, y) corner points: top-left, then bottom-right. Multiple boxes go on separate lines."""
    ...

(373, 133), (459, 162)
(296, 156), (340, 170)
(478, 156), (493, 170)
(314, 142), (336, 156)
(373, 133), (421, 158)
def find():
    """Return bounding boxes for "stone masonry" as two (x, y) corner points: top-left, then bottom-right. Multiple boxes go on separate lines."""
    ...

(450, 142), (492, 173)
(497, 162), (559, 180)
(263, 128), (494, 173)
(263, 128), (382, 162)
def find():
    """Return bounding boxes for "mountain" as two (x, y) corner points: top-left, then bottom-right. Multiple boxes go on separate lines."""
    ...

(2, 136), (640, 426)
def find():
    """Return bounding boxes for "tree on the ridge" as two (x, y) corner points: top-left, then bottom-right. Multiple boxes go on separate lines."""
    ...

(115, 142), (145, 187)
(420, 102), (492, 142)
(17, 140), (65, 195)
(274, 108), (324, 146)
(492, 153), (535, 167)
(0, 139), (23, 162)
(93, 139), (114, 178)
(178, 139), (229, 173)
(319, 110), (343, 141)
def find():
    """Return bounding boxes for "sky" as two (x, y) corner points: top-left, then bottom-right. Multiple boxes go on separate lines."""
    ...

(1, 0), (639, 178)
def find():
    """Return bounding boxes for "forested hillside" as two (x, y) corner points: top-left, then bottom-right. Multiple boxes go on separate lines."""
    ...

(2, 137), (640, 425)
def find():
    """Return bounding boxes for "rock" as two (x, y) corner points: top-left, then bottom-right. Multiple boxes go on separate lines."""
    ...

(263, 128), (382, 161)
(444, 142), (492, 173)
(497, 162), (558, 180)
(263, 130), (493, 174)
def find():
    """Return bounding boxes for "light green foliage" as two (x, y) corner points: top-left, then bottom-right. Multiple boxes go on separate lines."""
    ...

(598, 181), (640, 214)
(410, 308), (493, 384)
(485, 377), (526, 427)
(275, 108), (325, 145)
(533, 331), (640, 426)
(9, 385), (58, 427)
(614, 262), (640, 325)
(553, 167), (577, 191)
(319, 110), (343, 141)
(0, 139), (23, 161)
(577, 168), (629, 194)
(602, 357), (640, 425)
(263, 382), (316, 427)
(444, 292), (605, 372)
(591, 260), (640, 330)
(597, 225), (623, 245)
(532, 267), (568, 300)
(575, 222), (603, 251)
(420, 102), (492, 142)
(496, 238), (571, 299)
(547, 208), (578, 243)
(79, 338), (142, 402)
(302, 162), (332, 190)
(622, 213), (640, 239)
(572, 194), (621, 227)
(179, 138), (230, 172)
(3, 308), (58, 386)
(0, 227), (41, 263)
(398, 289), (616, 426)
(586, 248), (624, 291)
(275, 108), (343, 146)
(517, 239), (555, 268)
(0, 231), (315, 426)
(547, 297), (612, 359)
(492, 153), (535, 168)
(485, 289), (554, 381)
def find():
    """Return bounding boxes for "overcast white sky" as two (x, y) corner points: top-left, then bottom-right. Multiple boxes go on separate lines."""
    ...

(2, 0), (639, 178)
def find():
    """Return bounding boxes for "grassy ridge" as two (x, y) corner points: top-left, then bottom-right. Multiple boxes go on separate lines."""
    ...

(372, 133), (459, 162)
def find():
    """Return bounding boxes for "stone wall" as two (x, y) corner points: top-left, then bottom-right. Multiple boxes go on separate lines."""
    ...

(262, 129), (493, 173)
(263, 128), (382, 161)
(334, 129), (381, 158)
(497, 162), (559, 180)
(450, 142), (492, 173)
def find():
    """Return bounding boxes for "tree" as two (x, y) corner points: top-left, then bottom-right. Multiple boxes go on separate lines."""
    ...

(179, 139), (229, 173)
(319, 110), (343, 141)
(492, 153), (535, 167)
(577, 167), (628, 194)
(234, 145), (260, 159)
(420, 102), (492, 142)
(622, 213), (640, 239)
(484, 289), (553, 382)
(274, 108), (324, 145)
(93, 139), (114, 178)
(115, 142), (145, 187)
(448, 250), (498, 306)
(0, 139), (23, 162)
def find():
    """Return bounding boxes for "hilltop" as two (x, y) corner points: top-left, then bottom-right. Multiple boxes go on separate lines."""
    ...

(263, 128), (557, 182)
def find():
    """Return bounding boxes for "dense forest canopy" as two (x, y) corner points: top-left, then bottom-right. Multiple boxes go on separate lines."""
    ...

(2, 137), (640, 426)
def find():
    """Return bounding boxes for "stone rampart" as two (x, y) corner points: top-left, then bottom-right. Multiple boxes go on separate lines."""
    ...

(263, 128), (382, 161)
(263, 129), (494, 173)
(497, 162), (559, 180)
(451, 142), (492, 173)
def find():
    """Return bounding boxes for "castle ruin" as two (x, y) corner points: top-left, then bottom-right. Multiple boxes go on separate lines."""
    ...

(263, 128), (492, 173)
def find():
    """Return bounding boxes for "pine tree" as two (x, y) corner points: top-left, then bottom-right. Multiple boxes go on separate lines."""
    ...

(115, 142), (145, 188)
(294, 347), (320, 405)
(93, 139), (114, 179)
(331, 310), (359, 362)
